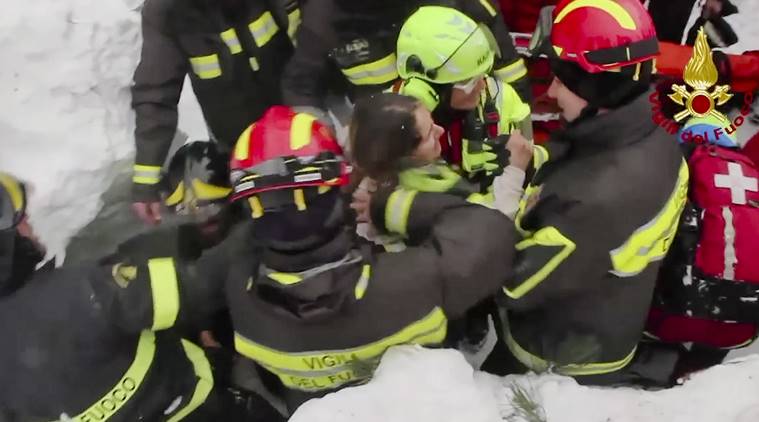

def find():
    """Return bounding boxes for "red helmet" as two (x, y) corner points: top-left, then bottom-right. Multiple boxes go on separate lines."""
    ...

(230, 106), (351, 217)
(549, 0), (658, 74)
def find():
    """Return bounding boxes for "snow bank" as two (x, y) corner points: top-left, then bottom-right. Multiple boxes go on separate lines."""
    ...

(0, 1), (142, 259)
(292, 345), (759, 422)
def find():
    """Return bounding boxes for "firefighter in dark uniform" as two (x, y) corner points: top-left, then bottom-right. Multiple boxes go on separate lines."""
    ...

(99, 106), (517, 414)
(282, 0), (530, 129)
(497, 0), (689, 384)
(131, 0), (300, 224)
(0, 172), (283, 421)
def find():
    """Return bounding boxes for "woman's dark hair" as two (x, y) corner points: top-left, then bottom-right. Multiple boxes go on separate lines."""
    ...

(349, 93), (423, 182)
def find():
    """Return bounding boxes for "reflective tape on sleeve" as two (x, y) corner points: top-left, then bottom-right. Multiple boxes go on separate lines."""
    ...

(287, 8), (301, 43)
(340, 53), (399, 86)
(385, 189), (417, 236)
(133, 165), (162, 185)
(249, 12), (279, 48)
(189, 54), (222, 79)
(148, 258), (180, 330)
(220, 28), (242, 54)
(494, 59), (528, 83)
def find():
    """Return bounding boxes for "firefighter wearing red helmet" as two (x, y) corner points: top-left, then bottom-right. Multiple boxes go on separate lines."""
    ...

(495, 0), (691, 384)
(214, 105), (515, 412)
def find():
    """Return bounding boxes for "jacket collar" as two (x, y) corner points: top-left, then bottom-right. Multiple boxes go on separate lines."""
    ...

(261, 228), (355, 273)
(553, 90), (659, 157)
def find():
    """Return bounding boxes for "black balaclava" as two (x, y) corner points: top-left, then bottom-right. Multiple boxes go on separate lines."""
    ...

(550, 58), (653, 123)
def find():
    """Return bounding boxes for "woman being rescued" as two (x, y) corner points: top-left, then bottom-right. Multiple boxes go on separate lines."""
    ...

(347, 92), (533, 370)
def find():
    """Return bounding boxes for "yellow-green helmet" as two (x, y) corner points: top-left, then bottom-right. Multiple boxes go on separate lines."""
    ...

(396, 6), (496, 85)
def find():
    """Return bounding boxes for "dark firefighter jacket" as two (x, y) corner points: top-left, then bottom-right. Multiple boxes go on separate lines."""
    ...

(132, 0), (299, 201)
(0, 263), (213, 422)
(501, 91), (689, 377)
(282, 0), (530, 117)
(102, 189), (516, 412)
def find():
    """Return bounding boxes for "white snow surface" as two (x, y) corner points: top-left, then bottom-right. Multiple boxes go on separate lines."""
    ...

(292, 346), (759, 422)
(2, 0), (759, 420)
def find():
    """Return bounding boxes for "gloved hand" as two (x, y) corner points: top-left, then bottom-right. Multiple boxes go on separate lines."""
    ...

(461, 135), (510, 177)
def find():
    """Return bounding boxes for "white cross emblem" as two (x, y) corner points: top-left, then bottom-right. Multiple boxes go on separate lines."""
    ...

(714, 162), (758, 205)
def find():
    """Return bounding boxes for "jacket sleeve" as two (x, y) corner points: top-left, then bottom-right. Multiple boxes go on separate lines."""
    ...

(131, 0), (187, 202)
(374, 189), (517, 318)
(281, 0), (334, 111)
(459, 0), (531, 103)
(504, 193), (610, 311)
(88, 243), (231, 334)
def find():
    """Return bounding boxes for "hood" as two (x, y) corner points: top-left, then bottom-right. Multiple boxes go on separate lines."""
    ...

(253, 248), (368, 321)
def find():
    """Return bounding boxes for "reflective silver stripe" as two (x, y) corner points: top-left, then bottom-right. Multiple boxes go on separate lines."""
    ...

(494, 59), (527, 83)
(343, 63), (397, 84)
(723, 206), (737, 280)
(385, 189), (416, 235)
(249, 12), (279, 47)
(221, 28), (242, 54)
(287, 8), (301, 43)
(189, 54), (222, 79)
(133, 165), (162, 185)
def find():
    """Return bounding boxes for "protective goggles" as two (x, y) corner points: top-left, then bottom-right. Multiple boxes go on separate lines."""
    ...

(453, 75), (485, 94)
(231, 151), (350, 203)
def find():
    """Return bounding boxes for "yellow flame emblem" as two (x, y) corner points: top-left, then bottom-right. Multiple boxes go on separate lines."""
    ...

(668, 27), (733, 124)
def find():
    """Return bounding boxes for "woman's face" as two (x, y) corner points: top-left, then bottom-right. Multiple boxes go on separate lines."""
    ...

(412, 105), (444, 162)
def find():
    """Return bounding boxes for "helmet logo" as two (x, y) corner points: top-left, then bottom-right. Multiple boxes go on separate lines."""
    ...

(668, 28), (732, 123)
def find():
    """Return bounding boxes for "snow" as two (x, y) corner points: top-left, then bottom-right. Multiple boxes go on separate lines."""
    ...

(2, 0), (759, 420)
(292, 345), (759, 422)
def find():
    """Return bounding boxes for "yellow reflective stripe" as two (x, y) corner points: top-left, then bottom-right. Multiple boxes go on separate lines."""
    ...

(494, 58), (528, 83)
(248, 196), (264, 219)
(220, 28), (242, 54)
(234, 124), (254, 161)
(249, 56), (260, 71)
(505, 328), (637, 375)
(354, 265), (371, 299)
(148, 258), (180, 330)
(293, 188), (307, 211)
(164, 181), (184, 207)
(133, 165), (162, 185)
(291, 113), (316, 150)
(533, 145), (549, 170)
(609, 160), (688, 277)
(554, 0), (637, 30)
(234, 307), (448, 391)
(514, 184), (541, 237)
(478, 0), (497, 16)
(165, 339), (214, 422)
(189, 54), (221, 79)
(191, 179), (231, 201)
(385, 189), (417, 236)
(504, 226), (576, 299)
(269, 272), (303, 285)
(249, 11), (279, 47)
(287, 8), (302, 43)
(0, 173), (24, 213)
(68, 331), (156, 422)
(340, 53), (399, 86)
